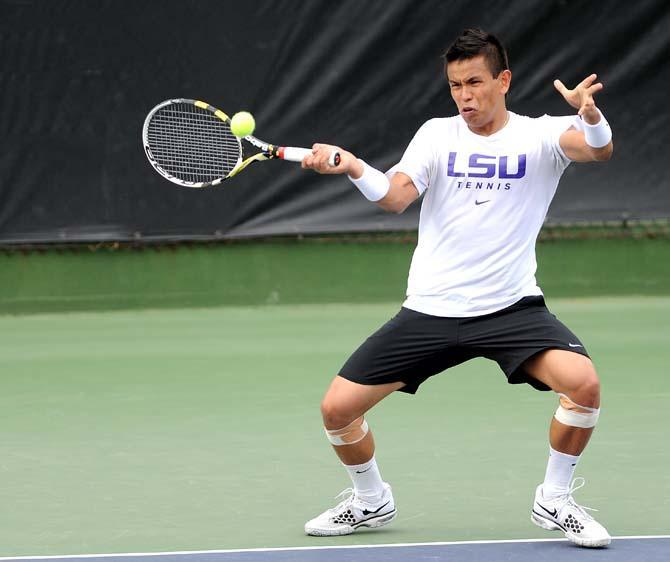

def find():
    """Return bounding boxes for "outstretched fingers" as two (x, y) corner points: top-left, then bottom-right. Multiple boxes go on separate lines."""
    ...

(578, 73), (598, 89)
(553, 79), (569, 96)
(554, 74), (605, 114)
(586, 82), (604, 96)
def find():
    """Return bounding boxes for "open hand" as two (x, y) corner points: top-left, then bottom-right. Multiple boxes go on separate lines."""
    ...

(554, 74), (604, 124)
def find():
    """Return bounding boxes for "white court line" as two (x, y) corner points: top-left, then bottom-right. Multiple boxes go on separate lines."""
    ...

(1, 535), (669, 561)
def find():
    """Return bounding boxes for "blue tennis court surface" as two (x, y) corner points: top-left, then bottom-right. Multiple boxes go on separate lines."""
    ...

(3, 537), (669, 562)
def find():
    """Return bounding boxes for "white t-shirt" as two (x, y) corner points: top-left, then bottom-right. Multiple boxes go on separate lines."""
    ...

(388, 111), (578, 317)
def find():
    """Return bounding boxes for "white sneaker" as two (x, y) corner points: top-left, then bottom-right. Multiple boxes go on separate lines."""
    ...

(531, 478), (611, 548)
(305, 483), (397, 536)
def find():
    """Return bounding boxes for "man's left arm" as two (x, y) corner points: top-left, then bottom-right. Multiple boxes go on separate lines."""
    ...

(554, 74), (613, 162)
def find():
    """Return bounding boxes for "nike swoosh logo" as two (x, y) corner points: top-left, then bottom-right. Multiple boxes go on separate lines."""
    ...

(568, 343), (583, 348)
(536, 502), (558, 519)
(362, 500), (390, 516)
(355, 467), (371, 474)
(475, 200), (491, 205)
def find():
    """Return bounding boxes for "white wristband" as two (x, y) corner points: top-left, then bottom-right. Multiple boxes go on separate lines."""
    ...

(582, 109), (612, 148)
(348, 160), (390, 202)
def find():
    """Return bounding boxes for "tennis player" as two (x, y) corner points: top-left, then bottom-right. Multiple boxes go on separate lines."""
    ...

(301, 28), (613, 548)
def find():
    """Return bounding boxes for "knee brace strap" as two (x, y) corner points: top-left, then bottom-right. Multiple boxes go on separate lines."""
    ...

(554, 393), (600, 428)
(325, 416), (369, 446)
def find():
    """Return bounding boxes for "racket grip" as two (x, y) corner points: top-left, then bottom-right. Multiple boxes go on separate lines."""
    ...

(280, 147), (311, 162)
(279, 147), (341, 167)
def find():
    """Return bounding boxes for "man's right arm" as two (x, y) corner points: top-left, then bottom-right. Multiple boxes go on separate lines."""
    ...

(372, 172), (420, 214)
(303, 146), (420, 214)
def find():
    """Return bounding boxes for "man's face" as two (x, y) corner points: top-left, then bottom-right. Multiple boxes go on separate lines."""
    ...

(447, 55), (510, 129)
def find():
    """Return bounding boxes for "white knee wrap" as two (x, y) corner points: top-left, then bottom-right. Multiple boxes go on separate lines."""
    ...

(325, 416), (369, 446)
(554, 393), (600, 429)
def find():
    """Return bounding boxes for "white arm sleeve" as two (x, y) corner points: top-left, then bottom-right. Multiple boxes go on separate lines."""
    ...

(540, 114), (581, 169)
(385, 120), (437, 195)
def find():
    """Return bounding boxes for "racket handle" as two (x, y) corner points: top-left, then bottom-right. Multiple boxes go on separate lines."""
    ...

(279, 147), (341, 167)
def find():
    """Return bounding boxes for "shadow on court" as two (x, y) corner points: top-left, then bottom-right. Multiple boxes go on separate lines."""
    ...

(5, 538), (669, 562)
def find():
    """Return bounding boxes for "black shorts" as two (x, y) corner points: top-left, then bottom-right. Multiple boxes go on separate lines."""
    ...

(339, 296), (589, 394)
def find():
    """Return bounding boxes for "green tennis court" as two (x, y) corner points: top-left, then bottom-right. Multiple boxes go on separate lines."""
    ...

(2, 296), (669, 556)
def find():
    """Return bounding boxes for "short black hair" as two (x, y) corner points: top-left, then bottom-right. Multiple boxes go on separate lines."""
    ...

(443, 28), (509, 78)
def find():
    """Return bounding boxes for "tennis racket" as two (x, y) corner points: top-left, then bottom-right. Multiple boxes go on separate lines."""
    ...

(142, 98), (340, 188)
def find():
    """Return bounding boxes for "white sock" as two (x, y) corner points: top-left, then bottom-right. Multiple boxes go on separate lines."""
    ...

(343, 456), (385, 504)
(542, 447), (580, 499)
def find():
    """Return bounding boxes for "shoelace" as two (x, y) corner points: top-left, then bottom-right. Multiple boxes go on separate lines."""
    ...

(327, 488), (355, 514)
(335, 487), (354, 501)
(557, 477), (598, 522)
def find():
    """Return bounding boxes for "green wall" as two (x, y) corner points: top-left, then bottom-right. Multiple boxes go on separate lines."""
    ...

(1, 238), (669, 314)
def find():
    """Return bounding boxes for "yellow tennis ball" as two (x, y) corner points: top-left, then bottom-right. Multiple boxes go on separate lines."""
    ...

(230, 111), (255, 137)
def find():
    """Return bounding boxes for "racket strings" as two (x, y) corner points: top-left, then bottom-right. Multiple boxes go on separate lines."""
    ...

(146, 103), (241, 183)
(148, 111), (238, 175)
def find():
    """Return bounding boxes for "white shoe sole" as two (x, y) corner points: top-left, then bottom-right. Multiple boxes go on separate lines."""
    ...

(305, 509), (397, 537)
(531, 511), (611, 548)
